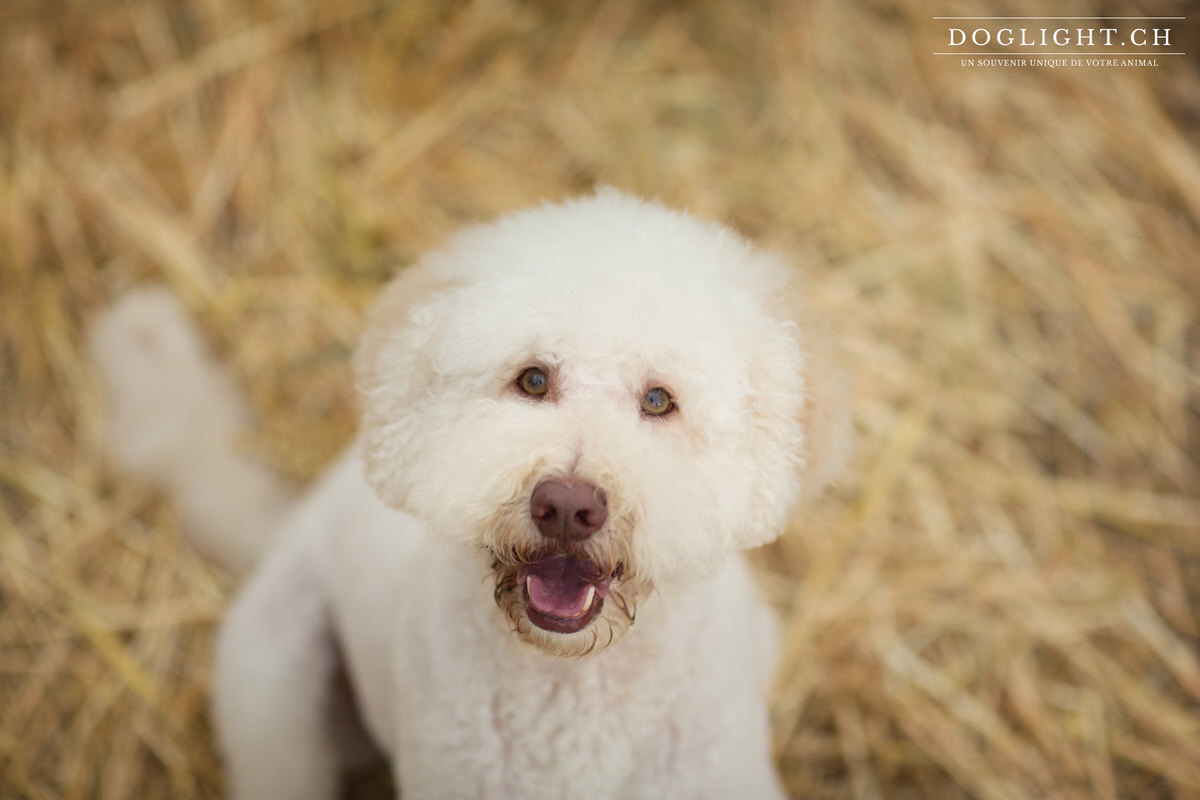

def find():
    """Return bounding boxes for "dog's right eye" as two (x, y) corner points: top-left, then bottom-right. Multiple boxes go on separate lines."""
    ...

(517, 367), (549, 397)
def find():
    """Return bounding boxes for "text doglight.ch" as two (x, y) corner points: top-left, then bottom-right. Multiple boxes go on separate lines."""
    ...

(946, 27), (1173, 48)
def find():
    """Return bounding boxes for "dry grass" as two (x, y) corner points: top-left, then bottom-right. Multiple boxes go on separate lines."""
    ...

(2, 0), (1199, 797)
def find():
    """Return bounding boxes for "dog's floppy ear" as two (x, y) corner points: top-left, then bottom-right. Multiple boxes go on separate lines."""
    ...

(773, 281), (854, 505)
(795, 322), (853, 503)
(354, 262), (462, 394)
(354, 262), (463, 505)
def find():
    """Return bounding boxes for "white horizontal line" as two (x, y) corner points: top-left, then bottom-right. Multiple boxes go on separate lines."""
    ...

(934, 53), (1186, 56)
(934, 17), (1185, 20)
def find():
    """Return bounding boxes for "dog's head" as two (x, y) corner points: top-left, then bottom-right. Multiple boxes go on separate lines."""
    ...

(355, 190), (851, 657)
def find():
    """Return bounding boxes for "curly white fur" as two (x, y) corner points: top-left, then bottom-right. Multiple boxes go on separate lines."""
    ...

(91, 190), (852, 799)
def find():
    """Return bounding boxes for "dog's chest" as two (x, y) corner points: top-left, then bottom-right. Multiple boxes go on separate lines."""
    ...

(392, 609), (685, 797)
(476, 652), (673, 798)
(384, 541), (689, 798)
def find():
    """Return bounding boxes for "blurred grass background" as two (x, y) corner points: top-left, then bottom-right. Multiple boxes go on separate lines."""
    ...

(2, 0), (1199, 798)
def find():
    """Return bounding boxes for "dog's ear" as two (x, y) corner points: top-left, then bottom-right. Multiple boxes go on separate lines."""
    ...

(354, 262), (463, 505)
(795, 321), (853, 504)
(772, 281), (854, 506)
(355, 260), (465, 391)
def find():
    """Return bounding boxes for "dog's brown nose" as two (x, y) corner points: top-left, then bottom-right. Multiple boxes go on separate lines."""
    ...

(530, 480), (607, 541)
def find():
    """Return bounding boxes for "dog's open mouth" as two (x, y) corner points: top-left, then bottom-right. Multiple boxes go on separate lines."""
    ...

(518, 555), (615, 634)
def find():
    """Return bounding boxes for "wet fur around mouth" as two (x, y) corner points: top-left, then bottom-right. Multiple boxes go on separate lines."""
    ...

(489, 544), (639, 656)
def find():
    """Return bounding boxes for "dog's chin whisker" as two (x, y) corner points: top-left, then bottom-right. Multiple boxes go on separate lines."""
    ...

(613, 596), (629, 623)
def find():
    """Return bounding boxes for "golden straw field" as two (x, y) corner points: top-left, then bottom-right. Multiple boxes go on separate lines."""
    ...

(2, 1), (1199, 798)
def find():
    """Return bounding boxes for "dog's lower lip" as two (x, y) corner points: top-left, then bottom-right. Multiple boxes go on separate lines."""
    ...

(526, 576), (596, 618)
(523, 586), (605, 634)
(515, 554), (616, 634)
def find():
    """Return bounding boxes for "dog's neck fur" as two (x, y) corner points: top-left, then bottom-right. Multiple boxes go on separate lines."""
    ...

(370, 530), (781, 797)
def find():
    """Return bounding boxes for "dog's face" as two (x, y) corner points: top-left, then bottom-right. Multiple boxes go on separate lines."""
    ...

(356, 191), (851, 657)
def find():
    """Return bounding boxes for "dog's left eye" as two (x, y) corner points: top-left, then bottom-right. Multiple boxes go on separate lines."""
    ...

(517, 367), (550, 397)
(641, 387), (674, 416)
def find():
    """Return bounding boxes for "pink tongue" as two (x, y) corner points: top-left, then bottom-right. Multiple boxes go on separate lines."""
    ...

(527, 574), (593, 619)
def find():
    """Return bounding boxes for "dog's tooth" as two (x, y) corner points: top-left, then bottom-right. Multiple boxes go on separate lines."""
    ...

(582, 585), (596, 613)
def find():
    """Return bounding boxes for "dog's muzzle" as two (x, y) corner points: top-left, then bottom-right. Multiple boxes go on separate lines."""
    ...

(521, 479), (614, 633)
(489, 476), (634, 641)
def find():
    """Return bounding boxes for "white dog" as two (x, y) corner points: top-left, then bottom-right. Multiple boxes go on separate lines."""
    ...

(90, 190), (852, 799)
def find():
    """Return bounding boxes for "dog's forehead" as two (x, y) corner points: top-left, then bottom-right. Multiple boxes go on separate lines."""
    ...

(435, 260), (759, 383)
(416, 193), (799, 389)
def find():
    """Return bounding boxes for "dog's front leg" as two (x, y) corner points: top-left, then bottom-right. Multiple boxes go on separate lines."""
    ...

(212, 549), (343, 800)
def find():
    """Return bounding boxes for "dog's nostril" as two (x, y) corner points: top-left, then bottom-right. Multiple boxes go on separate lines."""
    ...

(530, 479), (607, 541)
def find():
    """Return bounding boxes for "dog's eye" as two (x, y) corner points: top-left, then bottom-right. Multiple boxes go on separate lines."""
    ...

(517, 367), (550, 397)
(641, 387), (674, 416)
